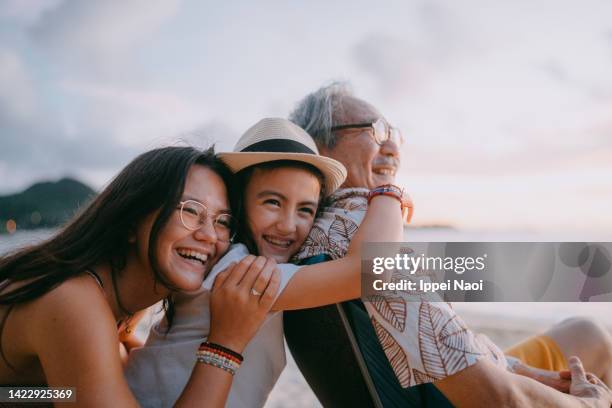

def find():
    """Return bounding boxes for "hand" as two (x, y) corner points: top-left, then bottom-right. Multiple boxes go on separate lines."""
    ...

(507, 356), (571, 393)
(208, 255), (280, 353)
(565, 356), (612, 408)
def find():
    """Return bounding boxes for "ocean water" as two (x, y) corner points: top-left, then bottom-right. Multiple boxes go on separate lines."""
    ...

(0, 229), (55, 254)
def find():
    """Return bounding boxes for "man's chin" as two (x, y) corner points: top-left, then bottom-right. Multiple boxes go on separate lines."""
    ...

(372, 174), (396, 188)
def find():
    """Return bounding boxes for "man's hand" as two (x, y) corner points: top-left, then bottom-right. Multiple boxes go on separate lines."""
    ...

(508, 356), (571, 393)
(566, 356), (612, 408)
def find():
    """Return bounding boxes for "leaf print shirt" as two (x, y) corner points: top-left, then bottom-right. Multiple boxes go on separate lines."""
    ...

(293, 188), (509, 387)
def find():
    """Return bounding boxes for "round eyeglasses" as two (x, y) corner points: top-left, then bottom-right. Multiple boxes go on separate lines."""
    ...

(177, 200), (236, 242)
(331, 118), (404, 146)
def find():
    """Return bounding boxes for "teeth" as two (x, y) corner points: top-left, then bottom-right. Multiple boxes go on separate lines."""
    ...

(177, 249), (208, 264)
(374, 168), (394, 176)
(264, 236), (292, 248)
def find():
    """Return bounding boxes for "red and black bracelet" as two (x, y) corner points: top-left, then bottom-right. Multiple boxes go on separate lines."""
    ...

(199, 341), (244, 363)
(367, 183), (404, 205)
(367, 184), (414, 223)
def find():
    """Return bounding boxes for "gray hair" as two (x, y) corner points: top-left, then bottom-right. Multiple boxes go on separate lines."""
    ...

(289, 81), (354, 149)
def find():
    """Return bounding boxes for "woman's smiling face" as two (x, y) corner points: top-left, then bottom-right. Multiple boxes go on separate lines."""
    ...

(135, 164), (232, 291)
(244, 166), (321, 263)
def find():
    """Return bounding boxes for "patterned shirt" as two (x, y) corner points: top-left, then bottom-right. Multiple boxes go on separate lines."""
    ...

(293, 188), (508, 387)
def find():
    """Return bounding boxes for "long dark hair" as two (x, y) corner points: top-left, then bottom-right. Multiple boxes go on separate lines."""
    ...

(0, 146), (233, 317)
(232, 160), (325, 255)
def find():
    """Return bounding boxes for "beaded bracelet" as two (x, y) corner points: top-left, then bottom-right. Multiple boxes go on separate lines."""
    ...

(196, 352), (239, 376)
(197, 350), (240, 368)
(198, 346), (241, 365)
(196, 341), (244, 375)
(199, 341), (244, 363)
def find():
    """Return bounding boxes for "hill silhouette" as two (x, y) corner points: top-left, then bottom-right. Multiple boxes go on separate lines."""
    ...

(0, 178), (96, 233)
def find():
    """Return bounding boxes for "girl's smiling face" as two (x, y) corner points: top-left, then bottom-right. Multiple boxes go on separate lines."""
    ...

(244, 166), (321, 263)
(135, 164), (232, 291)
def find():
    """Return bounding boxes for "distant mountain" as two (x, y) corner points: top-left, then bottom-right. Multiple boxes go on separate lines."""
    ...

(0, 178), (96, 233)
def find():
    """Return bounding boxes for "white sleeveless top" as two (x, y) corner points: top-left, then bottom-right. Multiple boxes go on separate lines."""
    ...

(124, 244), (300, 408)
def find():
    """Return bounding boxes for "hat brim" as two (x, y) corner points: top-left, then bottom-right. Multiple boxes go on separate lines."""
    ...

(218, 152), (347, 196)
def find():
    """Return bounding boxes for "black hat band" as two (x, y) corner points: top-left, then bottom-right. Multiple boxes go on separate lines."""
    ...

(241, 139), (315, 155)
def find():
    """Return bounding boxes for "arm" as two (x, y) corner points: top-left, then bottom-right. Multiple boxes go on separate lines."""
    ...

(26, 278), (140, 407)
(175, 255), (280, 407)
(272, 193), (404, 311)
(434, 357), (612, 408)
(26, 264), (279, 408)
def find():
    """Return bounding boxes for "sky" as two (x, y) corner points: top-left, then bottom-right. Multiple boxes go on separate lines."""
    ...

(1, 0), (611, 233)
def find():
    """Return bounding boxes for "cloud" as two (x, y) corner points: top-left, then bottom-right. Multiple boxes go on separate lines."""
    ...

(537, 59), (612, 102)
(0, 0), (64, 25)
(58, 80), (208, 146)
(0, 1), (230, 194)
(0, 48), (38, 122)
(400, 122), (612, 178)
(0, 54), (199, 194)
(1, 0), (612, 232)
(351, 34), (430, 97)
(350, 2), (481, 101)
(28, 0), (180, 77)
(0, 48), (135, 191)
(172, 121), (240, 153)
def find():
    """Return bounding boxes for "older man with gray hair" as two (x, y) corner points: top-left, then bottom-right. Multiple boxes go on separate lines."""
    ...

(285, 82), (612, 408)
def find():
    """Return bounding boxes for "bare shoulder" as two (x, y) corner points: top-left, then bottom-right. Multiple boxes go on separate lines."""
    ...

(2, 274), (116, 376)
(10, 275), (138, 405)
(14, 274), (117, 359)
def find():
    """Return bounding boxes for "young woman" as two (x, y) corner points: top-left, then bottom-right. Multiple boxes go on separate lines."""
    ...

(0, 146), (280, 407)
(125, 118), (407, 407)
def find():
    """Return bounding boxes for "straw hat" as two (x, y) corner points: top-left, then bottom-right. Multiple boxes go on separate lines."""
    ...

(218, 118), (347, 195)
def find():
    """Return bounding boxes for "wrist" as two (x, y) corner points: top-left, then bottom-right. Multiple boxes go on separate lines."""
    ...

(196, 342), (243, 376)
(367, 184), (413, 223)
(505, 356), (523, 373)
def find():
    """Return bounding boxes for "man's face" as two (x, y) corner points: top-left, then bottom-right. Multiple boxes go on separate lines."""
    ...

(319, 97), (401, 190)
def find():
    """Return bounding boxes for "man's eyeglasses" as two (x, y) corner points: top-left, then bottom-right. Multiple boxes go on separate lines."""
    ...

(177, 200), (236, 243)
(331, 118), (404, 146)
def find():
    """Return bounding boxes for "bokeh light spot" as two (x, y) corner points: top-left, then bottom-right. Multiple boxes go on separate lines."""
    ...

(6, 219), (17, 234)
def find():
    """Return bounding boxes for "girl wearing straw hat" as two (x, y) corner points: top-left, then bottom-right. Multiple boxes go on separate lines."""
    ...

(126, 118), (407, 407)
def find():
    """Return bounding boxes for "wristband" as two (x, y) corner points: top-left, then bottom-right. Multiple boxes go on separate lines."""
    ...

(367, 184), (414, 223)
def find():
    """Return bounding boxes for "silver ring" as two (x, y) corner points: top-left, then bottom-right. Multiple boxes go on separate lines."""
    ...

(250, 288), (262, 296)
